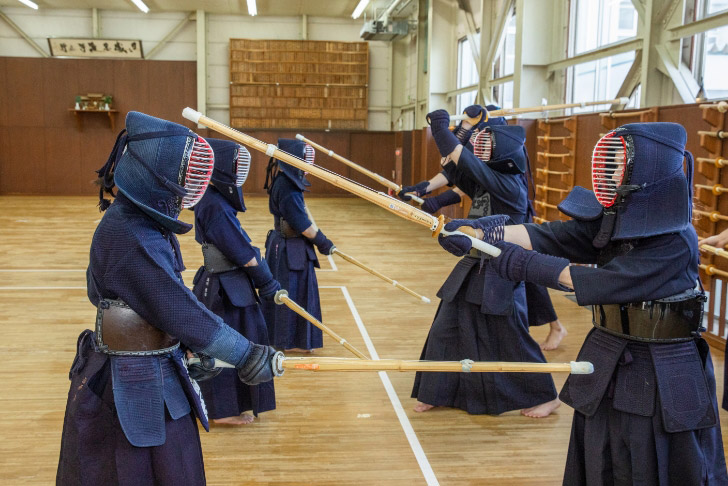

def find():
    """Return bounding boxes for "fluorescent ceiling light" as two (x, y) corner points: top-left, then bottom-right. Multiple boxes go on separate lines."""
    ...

(352, 0), (370, 19)
(247, 0), (257, 16)
(17, 0), (39, 9)
(130, 0), (149, 13)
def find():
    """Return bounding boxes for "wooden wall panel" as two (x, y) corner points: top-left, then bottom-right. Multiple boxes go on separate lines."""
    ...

(45, 128), (81, 194)
(5, 127), (45, 193)
(8, 58), (45, 127)
(43, 60), (80, 128)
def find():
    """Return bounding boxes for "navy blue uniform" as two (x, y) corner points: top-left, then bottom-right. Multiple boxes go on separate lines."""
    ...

(263, 174), (323, 350)
(411, 148), (557, 414)
(526, 218), (728, 485)
(192, 186), (276, 419)
(57, 194), (253, 485)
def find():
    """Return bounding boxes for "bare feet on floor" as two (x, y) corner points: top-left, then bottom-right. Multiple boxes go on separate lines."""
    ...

(521, 398), (560, 418)
(413, 402), (435, 412)
(540, 320), (567, 351)
(213, 413), (254, 425)
(285, 348), (315, 354)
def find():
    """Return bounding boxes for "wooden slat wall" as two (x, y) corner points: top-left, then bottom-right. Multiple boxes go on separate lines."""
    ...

(229, 39), (369, 131)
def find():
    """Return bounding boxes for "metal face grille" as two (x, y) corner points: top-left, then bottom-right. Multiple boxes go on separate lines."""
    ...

(472, 130), (493, 162)
(234, 145), (251, 186)
(304, 144), (315, 165)
(592, 132), (627, 207)
(181, 136), (214, 209)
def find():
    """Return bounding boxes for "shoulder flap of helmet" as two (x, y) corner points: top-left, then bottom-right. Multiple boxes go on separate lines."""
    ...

(558, 186), (603, 221)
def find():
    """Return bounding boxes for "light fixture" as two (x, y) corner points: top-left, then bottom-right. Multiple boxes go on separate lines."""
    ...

(352, 0), (370, 19)
(130, 0), (149, 13)
(17, 0), (39, 9)
(247, 0), (257, 16)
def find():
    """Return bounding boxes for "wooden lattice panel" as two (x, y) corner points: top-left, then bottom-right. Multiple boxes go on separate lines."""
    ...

(229, 39), (369, 130)
(533, 117), (577, 222)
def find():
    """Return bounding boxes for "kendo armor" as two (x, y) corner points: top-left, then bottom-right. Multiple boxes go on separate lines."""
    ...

(96, 111), (215, 234)
(558, 122), (702, 342)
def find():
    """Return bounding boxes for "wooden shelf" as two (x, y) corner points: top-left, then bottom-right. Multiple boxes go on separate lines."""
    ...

(68, 108), (119, 131)
(229, 38), (369, 131)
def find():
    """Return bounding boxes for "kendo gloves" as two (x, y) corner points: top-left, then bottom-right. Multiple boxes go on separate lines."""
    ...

(398, 180), (430, 201)
(426, 109), (461, 158)
(311, 229), (335, 255)
(243, 254), (281, 301)
(437, 215), (508, 257)
(237, 344), (283, 385)
(489, 241), (571, 291)
(421, 189), (462, 214)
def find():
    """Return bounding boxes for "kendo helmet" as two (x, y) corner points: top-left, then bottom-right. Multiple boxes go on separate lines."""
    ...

(207, 138), (251, 212)
(96, 111), (214, 234)
(471, 124), (527, 174)
(559, 122), (693, 246)
(274, 138), (314, 191)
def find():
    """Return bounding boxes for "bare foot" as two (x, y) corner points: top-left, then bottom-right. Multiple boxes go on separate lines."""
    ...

(521, 398), (561, 418)
(540, 320), (567, 351)
(413, 402), (435, 412)
(213, 414), (254, 425)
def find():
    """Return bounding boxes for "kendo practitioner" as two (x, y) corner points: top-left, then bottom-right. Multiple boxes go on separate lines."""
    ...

(57, 112), (283, 485)
(263, 138), (335, 353)
(440, 122), (728, 485)
(410, 109), (560, 418)
(192, 138), (279, 425)
(401, 105), (567, 351)
(697, 228), (728, 412)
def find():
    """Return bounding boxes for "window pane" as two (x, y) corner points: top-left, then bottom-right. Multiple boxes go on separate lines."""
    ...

(703, 25), (728, 98)
(456, 90), (477, 114)
(570, 51), (636, 112)
(573, 0), (637, 55)
(492, 9), (516, 78)
(457, 33), (480, 90)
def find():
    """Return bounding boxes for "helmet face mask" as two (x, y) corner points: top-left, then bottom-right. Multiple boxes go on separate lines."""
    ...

(472, 130), (493, 162)
(591, 132), (632, 208)
(234, 145), (251, 187)
(180, 136), (215, 209)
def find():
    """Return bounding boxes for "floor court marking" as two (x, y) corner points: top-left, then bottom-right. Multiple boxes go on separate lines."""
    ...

(319, 285), (439, 486)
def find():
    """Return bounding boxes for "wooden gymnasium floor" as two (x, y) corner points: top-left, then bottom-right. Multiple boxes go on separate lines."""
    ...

(1, 195), (727, 486)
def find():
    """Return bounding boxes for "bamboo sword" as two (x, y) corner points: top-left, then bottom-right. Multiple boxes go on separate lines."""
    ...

(182, 108), (501, 257)
(190, 356), (595, 375)
(295, 133), (425, 205)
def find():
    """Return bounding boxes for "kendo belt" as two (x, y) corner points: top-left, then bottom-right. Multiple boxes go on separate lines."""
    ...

(95, 299), (180, 356)
(201, 243), (239, 273)
(591, 289), (706, 343)
(274, 217), (300, 239)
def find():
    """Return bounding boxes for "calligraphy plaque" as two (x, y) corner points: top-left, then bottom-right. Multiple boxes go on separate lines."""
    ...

(48, 38), (144, 59)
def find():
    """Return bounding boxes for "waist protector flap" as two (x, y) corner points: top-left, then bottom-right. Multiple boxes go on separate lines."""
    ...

(437, 257), (479, 302)
(559, 329), (627, 416)
(650, 341), (717, 432)
(219, 272), (258, 308)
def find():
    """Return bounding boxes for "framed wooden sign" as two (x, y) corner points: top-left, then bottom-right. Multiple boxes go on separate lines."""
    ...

(48, 38), (144, 59)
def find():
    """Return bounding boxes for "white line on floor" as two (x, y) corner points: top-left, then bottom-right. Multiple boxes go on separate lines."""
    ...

(319, 285), (438, 486)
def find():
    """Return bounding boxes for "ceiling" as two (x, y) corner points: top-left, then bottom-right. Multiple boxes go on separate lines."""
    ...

(0, 0), (407, 18)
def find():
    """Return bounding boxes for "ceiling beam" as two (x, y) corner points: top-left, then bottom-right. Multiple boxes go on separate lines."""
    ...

(547, 37), (642, 72)
(0, 9), (48, 57)
(146, 12), (194, 60)
(668, 9), (728, 40)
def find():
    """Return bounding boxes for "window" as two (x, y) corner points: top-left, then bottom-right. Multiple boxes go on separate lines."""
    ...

(456, 32), (480, 114)
(696, 0), (728, 98)
(567, 0), (639, 111)
(489, 7), (516, 109)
